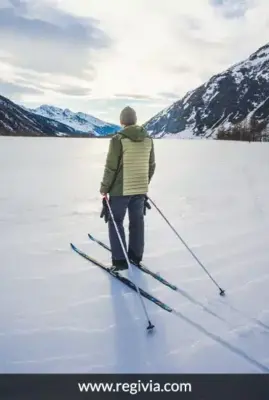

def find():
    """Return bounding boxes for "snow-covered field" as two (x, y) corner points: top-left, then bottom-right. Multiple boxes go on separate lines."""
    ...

(1, 137), (269, 373)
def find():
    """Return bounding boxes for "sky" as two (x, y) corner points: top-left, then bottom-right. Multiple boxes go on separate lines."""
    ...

(0, 0), (269, 124)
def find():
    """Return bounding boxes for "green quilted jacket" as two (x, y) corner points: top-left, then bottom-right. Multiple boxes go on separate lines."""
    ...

(100, 125), (156, 196)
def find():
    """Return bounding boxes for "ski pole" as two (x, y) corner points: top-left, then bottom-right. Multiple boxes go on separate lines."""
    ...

(148, 197), (225, 296)
(104, 195), (155, 330)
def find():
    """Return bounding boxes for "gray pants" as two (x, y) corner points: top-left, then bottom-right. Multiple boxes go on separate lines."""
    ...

(108, 195), (145, 263)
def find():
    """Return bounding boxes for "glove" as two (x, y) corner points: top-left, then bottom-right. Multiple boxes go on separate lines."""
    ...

(144, 195), (151, 215)
(100, 197), (109, 223)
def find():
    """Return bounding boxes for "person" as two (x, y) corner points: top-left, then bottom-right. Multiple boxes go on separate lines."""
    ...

(100, 106), (156, 271)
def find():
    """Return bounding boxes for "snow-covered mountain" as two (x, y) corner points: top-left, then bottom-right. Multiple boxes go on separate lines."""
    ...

(144, 43), (269, 138)
(0, 95), (78, 137)
(0, 95), (120, 137)
(28, 105), (120, 136)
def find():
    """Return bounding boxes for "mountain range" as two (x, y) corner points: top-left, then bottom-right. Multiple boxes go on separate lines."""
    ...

(1, 42), (269, 138)
(28, 105), (120, 136)
(0, 97), (120, 137)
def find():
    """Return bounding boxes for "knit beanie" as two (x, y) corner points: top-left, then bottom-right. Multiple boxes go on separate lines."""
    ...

(120, 106), (137, 126)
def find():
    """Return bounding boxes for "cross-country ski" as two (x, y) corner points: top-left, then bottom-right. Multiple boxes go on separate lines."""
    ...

(70, 243), (173, 313)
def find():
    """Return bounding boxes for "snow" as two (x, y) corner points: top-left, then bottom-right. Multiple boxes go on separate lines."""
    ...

(162, 130), (200, 139)
(182, 90), (194, 106)
(244, 96), (269, 125)
(152, 130), (166, 138)
(151, 104), (175, 124)
(55, 133), (68, 137)
(230, 45), (269, 81)
(202, 82), (219, 104)
(232, 70), (244, 85)
(256, 69), (269, 80)
(186, 108), (196, 124)
(0, 119), (13, 131)
(1, 137), (269, 373)
(204, 90), (219, 107)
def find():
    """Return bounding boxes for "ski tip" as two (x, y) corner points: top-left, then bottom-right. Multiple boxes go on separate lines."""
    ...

(88, 233), (93, 240)
(70, 243), (75, 250)
(219, 289), (225, 296)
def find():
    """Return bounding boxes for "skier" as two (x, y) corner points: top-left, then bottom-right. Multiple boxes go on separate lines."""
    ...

(100, 106), (156, 271)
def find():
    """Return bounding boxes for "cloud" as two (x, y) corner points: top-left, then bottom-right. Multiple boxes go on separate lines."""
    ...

(0, 58), (93, 101)
(113, 93), (154, 100)
(0, 0), (110, 107)
(0, 0), (13, 9)
(210, 0), (251, 18)
(56, 87), (92, 97)
(0, 5), (107, 46)
(158, 92), (181, 100)
(1, 0), (269, 124)
(0, 3), (110, 75)
(58, 0), (268, 101)
(168, 65), (194, 75)
(0, 81), (42, 98)
(6, 0), (27, 12)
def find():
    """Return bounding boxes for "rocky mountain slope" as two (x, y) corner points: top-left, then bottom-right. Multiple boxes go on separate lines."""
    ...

(144, 43), (269, 138)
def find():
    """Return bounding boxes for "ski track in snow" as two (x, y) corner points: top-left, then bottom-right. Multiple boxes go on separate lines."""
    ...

(1, 137), (269, 373)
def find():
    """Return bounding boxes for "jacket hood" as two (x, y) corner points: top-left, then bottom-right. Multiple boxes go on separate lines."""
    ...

(120, 125), (149, 142)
